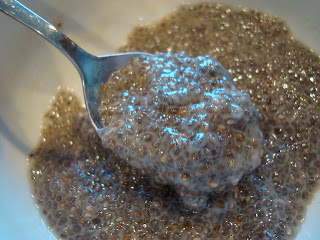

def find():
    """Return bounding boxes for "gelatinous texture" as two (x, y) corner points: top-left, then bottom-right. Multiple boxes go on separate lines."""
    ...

(98, 52), (263, 210)
(29, 3), (320, 240)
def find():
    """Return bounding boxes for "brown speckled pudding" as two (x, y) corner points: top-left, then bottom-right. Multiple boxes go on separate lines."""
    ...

(98, 52), (264, 211)
(29, 3), (320, 240)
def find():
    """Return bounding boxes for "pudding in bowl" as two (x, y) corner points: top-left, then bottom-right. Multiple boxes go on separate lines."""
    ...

(0, 0), (320, 240)
(29, 2), (320, 240)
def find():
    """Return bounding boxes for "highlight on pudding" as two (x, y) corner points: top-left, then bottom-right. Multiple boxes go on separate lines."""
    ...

(98, 52), (264, 210)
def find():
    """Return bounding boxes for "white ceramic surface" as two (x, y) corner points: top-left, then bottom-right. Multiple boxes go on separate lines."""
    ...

(0, 0), (319, 239)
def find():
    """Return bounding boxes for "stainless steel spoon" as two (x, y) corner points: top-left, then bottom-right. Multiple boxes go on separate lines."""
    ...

(0, 0), (150, 132)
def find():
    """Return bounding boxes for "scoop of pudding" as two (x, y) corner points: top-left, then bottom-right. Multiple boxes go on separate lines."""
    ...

(98, 52), (263, 210)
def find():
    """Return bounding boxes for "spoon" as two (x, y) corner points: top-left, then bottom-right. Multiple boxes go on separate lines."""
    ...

(0, 0), (150, 132)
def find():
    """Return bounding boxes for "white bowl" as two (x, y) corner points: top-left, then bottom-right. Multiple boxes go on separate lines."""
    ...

(0, 0), (319, 239)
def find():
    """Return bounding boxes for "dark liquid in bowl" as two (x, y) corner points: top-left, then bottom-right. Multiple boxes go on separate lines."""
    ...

(29, 3), (320, 240)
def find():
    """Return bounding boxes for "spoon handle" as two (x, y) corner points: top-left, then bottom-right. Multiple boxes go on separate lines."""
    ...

(0, 0), (92, 72)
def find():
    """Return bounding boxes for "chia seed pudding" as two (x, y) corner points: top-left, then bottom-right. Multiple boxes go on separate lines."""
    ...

(98, 52), (263, 210)
(29, 3), (320, 240)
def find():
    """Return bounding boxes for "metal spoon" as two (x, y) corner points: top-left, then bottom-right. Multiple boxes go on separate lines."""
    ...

(0, 0), (150, 132)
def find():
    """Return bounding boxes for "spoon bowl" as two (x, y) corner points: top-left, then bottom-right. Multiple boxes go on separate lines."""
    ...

(0, 0), (150, 132)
